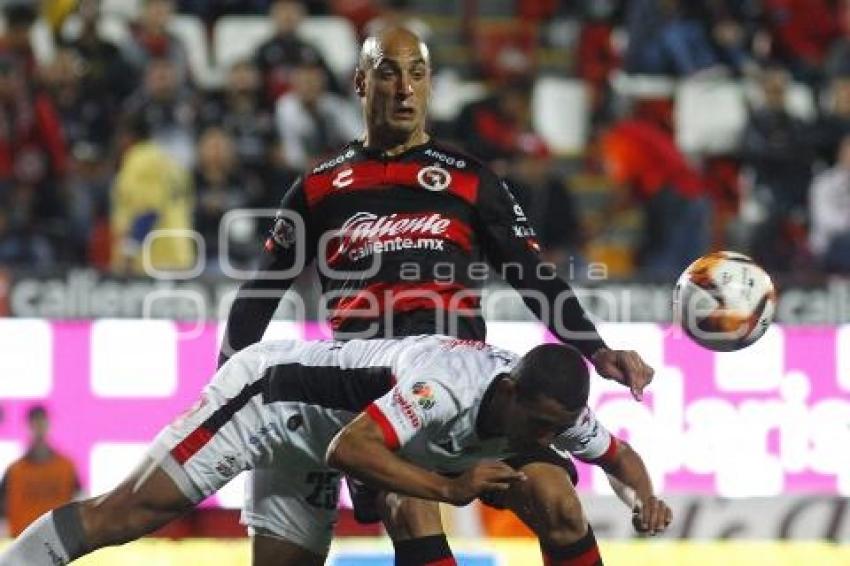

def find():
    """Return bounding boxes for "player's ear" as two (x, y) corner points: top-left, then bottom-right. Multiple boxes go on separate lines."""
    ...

(354, 68), (366, 98)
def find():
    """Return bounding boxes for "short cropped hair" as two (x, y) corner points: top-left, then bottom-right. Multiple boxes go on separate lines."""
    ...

(512, 344), (590, 410)
(27, 405), (47, 422)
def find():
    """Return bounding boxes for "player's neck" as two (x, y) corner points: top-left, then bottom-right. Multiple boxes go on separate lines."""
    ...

(363, 129), (429, 157)
(476, 376), (511, 439)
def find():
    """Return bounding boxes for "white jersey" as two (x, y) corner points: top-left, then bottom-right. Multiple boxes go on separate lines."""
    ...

(149, 334), (615, 553)
(365, 337), (615, 473)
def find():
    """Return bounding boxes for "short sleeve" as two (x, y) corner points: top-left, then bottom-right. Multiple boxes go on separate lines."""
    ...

(365, 379), (459, 451)
(551, 407), (617, 464)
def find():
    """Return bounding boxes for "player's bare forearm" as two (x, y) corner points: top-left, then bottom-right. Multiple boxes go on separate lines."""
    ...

(599, 439), (673, 534)
(326, 413), (526, 505)
(325, 414), (456, 503)
(598, 439), (654, 505)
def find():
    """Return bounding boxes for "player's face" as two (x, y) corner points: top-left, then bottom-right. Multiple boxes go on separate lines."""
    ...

(507, 396), (583, 449)
(358, 37), (430, 140)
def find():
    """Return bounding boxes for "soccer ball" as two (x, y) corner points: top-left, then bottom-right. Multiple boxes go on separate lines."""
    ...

(673, 251), (777, 352)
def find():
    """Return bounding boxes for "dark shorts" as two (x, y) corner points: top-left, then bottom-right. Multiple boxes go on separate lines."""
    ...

(348, 447), (579, 523)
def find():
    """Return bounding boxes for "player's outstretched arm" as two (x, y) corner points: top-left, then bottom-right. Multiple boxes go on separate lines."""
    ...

(475, 172), (655, 400)
(326, 413), (525, 505)
(596, 439), (672, 536)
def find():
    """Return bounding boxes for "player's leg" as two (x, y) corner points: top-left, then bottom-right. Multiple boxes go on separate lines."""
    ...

(483, 451), (603, 566)
(252, 532), (325, 566)
(0, 455), (195, 565)
(243, 467), (339, 566)
(375, 491), (455, 566)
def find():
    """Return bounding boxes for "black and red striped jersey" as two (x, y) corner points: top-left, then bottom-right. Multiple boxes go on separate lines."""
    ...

(220, 139), (606, 365)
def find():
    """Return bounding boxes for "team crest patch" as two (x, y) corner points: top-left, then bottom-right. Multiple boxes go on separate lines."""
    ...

(417, 165), (451, 192)
(411, 381), (436, 410)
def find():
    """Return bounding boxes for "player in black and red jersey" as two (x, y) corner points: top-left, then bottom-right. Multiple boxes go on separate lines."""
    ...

(221, 26), (655, 566)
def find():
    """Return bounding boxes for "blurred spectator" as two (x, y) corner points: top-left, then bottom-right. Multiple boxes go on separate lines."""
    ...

(624, 0), (720, 76)
(600, 108), (710, 277)
(576, 1), (620, 121)
(0, 196), (54, 267)
(123, 56), (198, 168)
(809, 135), (850, 273)
(193, 128), (262, 271)
(110, 115), (194, 275)
(275, 57), (362, 170)
(0, 406), (80, 537)
(43, 47), (114, 262)
(41, 0), (77, 34)
(0, 52), (68, 229)
(43, 47), (113, 164)
(456, 80), (585, 264)
(61, 0), (138, 104)
(199, 61), (282, 184)
(0, 2), (38, 81)
(703, 0), (761, 77)
(456, 79), (549, 163)
(826, 0), (850, 79)
(125, 0), (192, 84)
(761, 0), (838, 83)
(812, 76), (850, 165)
(176, 0), (270, 23)
(253, 0), (342, 103)
(739, 64), (813, 270)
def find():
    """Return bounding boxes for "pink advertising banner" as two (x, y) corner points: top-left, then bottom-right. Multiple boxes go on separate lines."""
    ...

(0, 320), (846, 505)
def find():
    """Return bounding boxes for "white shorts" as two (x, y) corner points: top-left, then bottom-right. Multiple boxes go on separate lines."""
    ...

(147, 341), (344, 556)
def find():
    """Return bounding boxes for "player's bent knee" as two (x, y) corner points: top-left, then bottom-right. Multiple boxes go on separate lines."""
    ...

(379, 493), (445, 540)
(535, 498), (587, 547)
(516, 463), (586, 545)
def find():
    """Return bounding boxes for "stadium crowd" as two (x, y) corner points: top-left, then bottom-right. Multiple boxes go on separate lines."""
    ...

(0, 0), (848, 279)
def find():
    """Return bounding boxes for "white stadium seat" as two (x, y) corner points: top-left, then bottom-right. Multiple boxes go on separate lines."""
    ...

(677, 77), (816, 155)
(532, 77), (589, 154)
(100, 0), (141, 21)
(428, 71), (487, 122)
(29, 19), (55, 65)
(742, 79), (817, 122)
(169, 14), (218, 88)
(676, 78), (747, 155)
(213, 15), (274, 72)
(297, 16), (358, 80)
(61, 14), (132, 48)
(213, 15), (357, 82)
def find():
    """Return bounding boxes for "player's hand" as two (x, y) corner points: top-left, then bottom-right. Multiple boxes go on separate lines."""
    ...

(631, 496), (672, 536)
(591, 348), (655, 401)
(445, 461), (526, 505)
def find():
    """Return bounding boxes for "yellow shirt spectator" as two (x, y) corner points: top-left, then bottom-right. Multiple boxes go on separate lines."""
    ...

(111, 141), (195, 275)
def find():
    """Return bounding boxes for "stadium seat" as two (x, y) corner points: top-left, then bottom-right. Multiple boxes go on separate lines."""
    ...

(0, 17), (56, 64)
(429, 71), (487, 122)
(170, 14), (218, 88)
(213, 15), (357, 84)
(742, 79), (817, 122)
(100, 0), (141, 21)
(30, 19), (55, 65)
(677, 78), (816, 155)
(61, 14), (133, 48)
(212, 16), (273, 72)
(298, 16), (358, 81)
(532, 77), (589, 154)
(676, 78), (747, 155)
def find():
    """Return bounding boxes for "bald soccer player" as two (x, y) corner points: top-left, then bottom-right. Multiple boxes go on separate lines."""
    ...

(218, 27), (656, 565)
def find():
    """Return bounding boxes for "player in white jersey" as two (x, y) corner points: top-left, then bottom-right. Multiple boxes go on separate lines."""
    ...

(0, 336), (671, 566)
